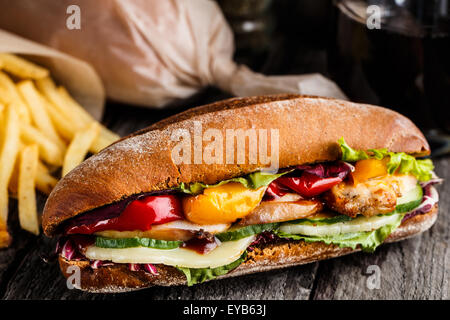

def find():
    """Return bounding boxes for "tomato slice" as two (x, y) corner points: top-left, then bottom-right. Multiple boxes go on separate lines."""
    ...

(67, 195), (183, 234)
(276, 172), (342, 197)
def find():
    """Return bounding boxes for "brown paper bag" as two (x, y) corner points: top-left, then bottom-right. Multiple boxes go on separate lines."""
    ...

(0, 0), (346, 111)
(0, 29), (104, 120)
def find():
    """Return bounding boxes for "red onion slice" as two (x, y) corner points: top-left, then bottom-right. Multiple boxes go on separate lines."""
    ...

(61, 240), (77, 261)
(128, 263), (141, 271)
(128, 263), (159, 275)
(90, 260), (114, 269)
(143, 264), (159, 275)
(297, 161), (352, 180)
(403, 185), (439, 221)
(342, 161), (355, 172)
(420, 178), (443, 189)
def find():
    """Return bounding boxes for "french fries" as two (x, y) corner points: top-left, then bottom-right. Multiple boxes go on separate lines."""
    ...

(63, 123), (100, 176)
(57, 86), (94, 124)
(0, 217), (11, 248)
(9, 156), (59, 198)
(44, 99), (79, 141)
(0, 53), (120, 244)
(0, 103), (4, 128)
(0, 104), (20, 225)
(0, 71), (31, 124)
(37, 77), (120, 153)
(17, 80), (66, 150)
(21, 123), (64, 166)
(0, 53), (49, 79)
(36, 77), (86, 128)
(18, 145), (39, 235)
(36, 162), (58, 195)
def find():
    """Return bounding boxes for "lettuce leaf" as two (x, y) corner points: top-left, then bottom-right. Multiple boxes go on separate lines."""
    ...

(276, 213), (403, 253)
(339, 137), (372, 161)
(177, 252), (247, 286)
(387, 153), (434, 181)
(178, 170), (292, 195)
(338, 137), (433, 181)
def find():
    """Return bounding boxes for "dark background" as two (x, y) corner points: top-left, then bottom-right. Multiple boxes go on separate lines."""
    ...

(224, 0), (450, 146)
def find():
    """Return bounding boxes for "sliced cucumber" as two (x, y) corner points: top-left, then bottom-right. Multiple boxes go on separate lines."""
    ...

(276, 213), (404, 253)
(95, 237), (182, 249)
(288, 214), (353, 226)
(395, 184), (423, 213)
(216, 223), (279, 242)
(279, 213), (402, 237)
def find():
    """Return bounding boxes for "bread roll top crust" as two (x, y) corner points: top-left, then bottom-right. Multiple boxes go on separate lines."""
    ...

(42, 94), (429, 236)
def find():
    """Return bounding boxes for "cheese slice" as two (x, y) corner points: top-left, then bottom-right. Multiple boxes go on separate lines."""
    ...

(85, 235), (255, 268)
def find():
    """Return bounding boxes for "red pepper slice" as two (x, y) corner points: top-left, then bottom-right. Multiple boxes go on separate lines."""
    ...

(67, 195), (183, 234)
(265, 180), (290, 199)
(276, 172), (342, 198)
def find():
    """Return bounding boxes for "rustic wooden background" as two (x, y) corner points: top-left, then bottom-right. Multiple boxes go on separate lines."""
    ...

(1, 1), (449, 298)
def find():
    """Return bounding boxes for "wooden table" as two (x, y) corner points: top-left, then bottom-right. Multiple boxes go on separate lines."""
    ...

(0, 87), (448, 300)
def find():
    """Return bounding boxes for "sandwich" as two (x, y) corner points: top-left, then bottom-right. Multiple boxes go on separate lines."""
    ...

(42, 94), (442, 292)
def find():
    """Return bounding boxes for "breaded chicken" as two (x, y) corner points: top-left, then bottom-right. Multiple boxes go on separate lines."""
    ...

(323, 175), (417, 217)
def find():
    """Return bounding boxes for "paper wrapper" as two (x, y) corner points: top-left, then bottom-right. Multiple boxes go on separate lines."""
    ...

(0, 0), (346, 112)
(0, 29), (104, 120)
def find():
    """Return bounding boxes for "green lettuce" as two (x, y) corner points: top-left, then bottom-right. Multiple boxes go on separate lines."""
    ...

(276, 213), (403, 253)
(177, 252), (247, 286)
(338, 137), (433, 181)
(177, 170), (292, 195)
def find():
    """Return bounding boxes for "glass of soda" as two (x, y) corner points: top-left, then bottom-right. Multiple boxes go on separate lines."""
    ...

(329, 0), (450, 156)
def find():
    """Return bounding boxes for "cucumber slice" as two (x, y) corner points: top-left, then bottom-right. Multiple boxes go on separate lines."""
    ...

(279, 213), (402, 237)
(394, 184), (423, 213)
(95, 237), (182, 249)
(276, 212), (404, 253)
(216, 223), (279, 241)
(288, 214), (353, 225)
